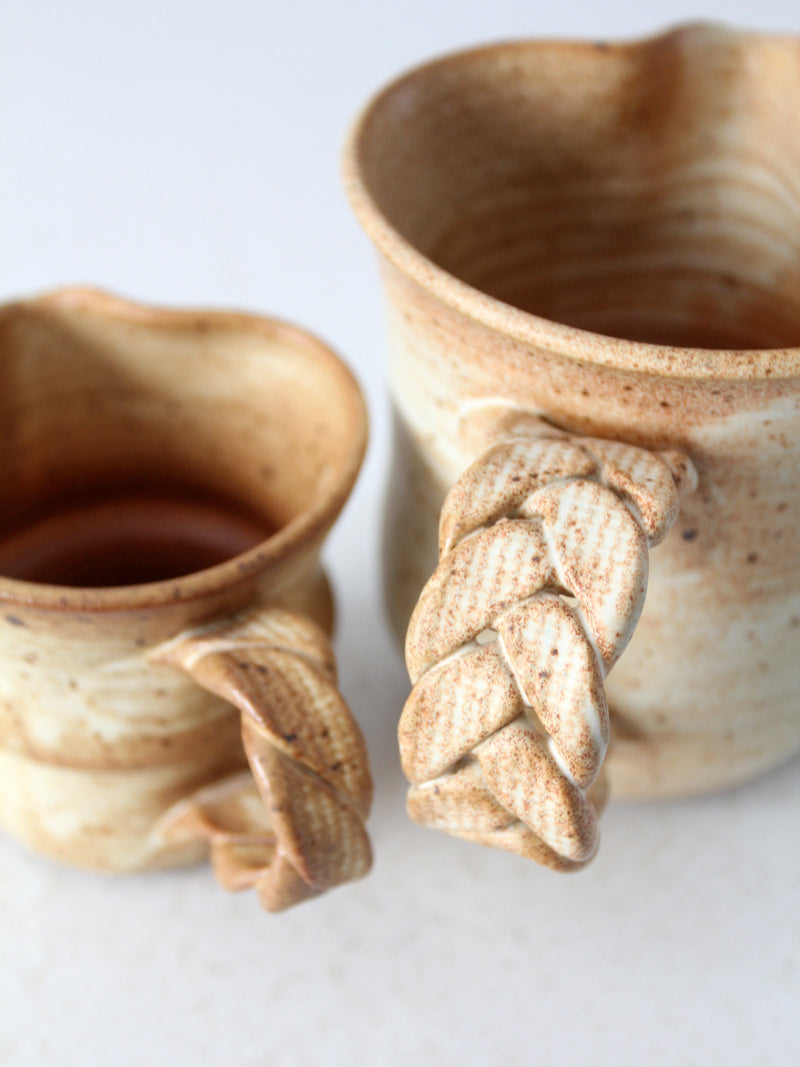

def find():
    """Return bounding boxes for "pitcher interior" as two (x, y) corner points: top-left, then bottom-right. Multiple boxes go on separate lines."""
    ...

(356, 28), (800, 349)
(0, 296), (359, 587)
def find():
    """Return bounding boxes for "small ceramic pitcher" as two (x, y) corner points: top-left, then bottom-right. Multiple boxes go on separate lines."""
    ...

(345, 24), (800, 869)
(0, 289), (372, 911)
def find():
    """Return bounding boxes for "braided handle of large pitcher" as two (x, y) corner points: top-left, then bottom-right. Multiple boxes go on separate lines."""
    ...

(400, 416), (696, 869)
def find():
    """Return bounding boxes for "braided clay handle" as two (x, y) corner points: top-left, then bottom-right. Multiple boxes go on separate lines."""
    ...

(400, 415), (696, 870)
(151, 606), (372, 911)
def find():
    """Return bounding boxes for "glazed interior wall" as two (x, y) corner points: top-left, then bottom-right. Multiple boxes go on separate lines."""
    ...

(0, 304), (349, 543)
(361, 31), (800, 348)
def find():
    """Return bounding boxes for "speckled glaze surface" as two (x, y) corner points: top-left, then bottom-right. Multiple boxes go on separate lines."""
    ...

(0, 289), (371, 910)
(345, 24), (800, 860)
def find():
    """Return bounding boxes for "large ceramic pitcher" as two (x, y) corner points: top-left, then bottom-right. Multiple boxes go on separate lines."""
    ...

(345, 24), (800, 869)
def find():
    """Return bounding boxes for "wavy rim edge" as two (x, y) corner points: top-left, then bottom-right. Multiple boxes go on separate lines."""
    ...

(0, 286), (368, 612)
(343, 23), (800, 382)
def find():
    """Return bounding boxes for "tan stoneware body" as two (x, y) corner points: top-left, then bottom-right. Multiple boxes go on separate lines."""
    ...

(0, 289), (371, 910)
(344, 24), (800, 860)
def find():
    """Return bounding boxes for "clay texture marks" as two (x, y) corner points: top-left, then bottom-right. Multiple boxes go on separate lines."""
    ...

(152, 608), (372, 911)
(401, 421), (695, 868)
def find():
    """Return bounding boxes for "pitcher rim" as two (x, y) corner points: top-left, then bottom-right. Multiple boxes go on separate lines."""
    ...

(343, 26), (800, 382)
(0, 288), (368, 613)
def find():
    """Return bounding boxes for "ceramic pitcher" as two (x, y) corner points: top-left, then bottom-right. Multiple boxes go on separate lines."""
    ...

(345, 24), (800, 869)
(0, 289), (372, 910)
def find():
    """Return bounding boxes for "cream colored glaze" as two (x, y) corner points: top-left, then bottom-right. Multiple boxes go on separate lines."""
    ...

(0, 289), (371, 910)
(344, 23), (800, 839)
(400, 419), (691, 865)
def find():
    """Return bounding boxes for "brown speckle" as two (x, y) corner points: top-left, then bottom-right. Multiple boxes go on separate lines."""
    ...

(5, 615), (25, 627)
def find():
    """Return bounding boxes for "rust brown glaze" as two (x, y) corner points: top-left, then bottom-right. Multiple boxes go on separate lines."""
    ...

(0, 288), (371, 910)
(344, 24), (800, 862)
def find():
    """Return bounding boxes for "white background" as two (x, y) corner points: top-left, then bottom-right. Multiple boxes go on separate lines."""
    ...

(1, 2), (799, 1064)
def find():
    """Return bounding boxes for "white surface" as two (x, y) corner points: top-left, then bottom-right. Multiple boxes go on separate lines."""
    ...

(1, 2), (799, 1064)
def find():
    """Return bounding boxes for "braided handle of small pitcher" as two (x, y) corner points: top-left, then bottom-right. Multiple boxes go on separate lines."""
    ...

(152, 606), (372, 911)
(400, 416), (696, 869)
